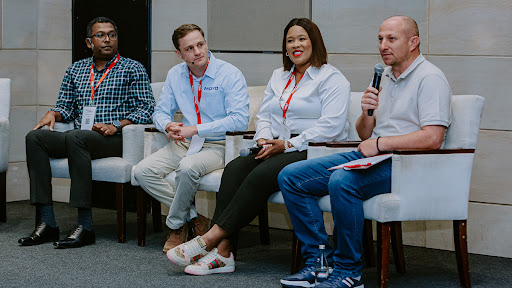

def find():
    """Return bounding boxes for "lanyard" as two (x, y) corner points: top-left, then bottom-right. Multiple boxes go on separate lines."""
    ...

(280, 69), (305, 119)
(188, 58), (210, 124)
(90, 54), (120, 101)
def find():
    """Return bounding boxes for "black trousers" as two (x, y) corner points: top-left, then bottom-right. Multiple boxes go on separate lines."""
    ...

(212, 150), (307, 235)
(26, 129), (122, 208)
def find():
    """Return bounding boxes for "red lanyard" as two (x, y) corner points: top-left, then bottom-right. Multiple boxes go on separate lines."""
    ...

(280, 69), (305, 119)
(188, 58), (210, 124)
(90, 54), (120, 100)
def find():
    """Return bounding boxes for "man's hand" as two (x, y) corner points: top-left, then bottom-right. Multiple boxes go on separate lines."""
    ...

(361, 86), (381, 115)
(33, 111), (57, 130)
(92, 123), (117, 136)
(165, 122), (184, 142)
(357, 138), (379, 158)
(255, 139), (286, 160)
(168, 125), (198, 143)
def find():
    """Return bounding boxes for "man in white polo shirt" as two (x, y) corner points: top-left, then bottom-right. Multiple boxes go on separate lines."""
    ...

(278, 15), (452, 288)
(134, 24), (249, 253)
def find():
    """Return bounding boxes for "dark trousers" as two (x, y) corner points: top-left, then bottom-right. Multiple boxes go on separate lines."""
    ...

(26, 129), (122, 208)
(212, 150), (307, 235)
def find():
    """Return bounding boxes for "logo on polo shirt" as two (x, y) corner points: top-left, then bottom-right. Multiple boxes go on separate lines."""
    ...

(204, 86), (219, 91)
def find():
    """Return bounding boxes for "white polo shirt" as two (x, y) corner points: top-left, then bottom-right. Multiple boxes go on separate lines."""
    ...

(371, 54), (452, 139)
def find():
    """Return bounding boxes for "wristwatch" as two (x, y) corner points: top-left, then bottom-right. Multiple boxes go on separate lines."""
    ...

(112, 121), (122, 134)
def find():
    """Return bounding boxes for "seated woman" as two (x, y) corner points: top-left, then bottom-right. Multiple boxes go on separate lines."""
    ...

(166, 18), (351, 275)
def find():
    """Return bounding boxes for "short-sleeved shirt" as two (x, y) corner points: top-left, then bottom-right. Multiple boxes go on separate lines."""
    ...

(153, 52), (249, 141)
(52, 53), (155, 129)
(372, 54), (452, 139)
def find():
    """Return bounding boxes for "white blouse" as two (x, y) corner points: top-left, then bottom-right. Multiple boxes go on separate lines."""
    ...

(254, 64), (351, 151)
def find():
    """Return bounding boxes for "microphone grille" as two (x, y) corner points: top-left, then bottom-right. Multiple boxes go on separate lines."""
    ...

(374, 63), (385, 74)
(239, 148), (249, 157)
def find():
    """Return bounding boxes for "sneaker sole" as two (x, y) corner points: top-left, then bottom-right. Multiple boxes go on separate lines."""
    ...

(280, 279), (315, 288)
(184, 265), (235, 275)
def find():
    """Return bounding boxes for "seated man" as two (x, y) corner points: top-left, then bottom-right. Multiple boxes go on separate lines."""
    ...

(133, 24), (249, 252)
(278, 15), (452, 288)
(19, 17), (155, 249)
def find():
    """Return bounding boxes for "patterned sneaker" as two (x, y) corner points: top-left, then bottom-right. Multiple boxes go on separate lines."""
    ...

(184, 248), (235, 275)
(280, 266), (316, 287)
(167, 236), (208, 266)
(316, 275), (363, 288)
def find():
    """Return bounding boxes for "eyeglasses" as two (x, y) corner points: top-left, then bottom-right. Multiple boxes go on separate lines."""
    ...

(90, 32), (118, 41)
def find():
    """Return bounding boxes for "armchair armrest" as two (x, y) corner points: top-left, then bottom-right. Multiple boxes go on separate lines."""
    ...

(53, 122), (74, 132)
(390, 149), (475, 220)
(225, 131), (256, 165)
(0, 118), (9, 172)
(142, 125), (167, 158)
(307, 141), (361, 160)
(122, 124), (156, 165)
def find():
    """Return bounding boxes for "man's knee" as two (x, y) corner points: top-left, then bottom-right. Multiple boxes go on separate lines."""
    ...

(175, 158), (201, 179)
(64, 129), (88, 149)
(26, 129), (48, 146)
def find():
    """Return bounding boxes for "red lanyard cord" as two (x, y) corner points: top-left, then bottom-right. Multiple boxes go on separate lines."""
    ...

(280, 69), (305, 119)
(188, 58), (210, 124)
(89, 54), (120, 101)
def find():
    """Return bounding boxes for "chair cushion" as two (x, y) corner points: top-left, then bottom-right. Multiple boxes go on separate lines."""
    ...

(362, 193), (400, 222)
(50, 157), (132, 183)
(268, 192), (285, 204)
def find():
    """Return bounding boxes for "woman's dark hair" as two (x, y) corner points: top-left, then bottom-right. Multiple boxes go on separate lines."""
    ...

(282, 18), (327, 71)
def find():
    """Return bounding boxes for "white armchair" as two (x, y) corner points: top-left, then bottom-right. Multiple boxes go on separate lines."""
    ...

(132, 85), (266, 246)
(286, 93), (485, 288)
(47, 82), (159, 243)
(0, 78), (11, 222)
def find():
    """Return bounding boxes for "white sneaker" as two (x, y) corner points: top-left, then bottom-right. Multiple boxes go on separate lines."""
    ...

(184, 248), (235, 275)
(167, 236), (208, 266)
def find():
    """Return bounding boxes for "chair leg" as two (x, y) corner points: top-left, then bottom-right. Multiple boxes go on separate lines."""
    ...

(391, 221), (406, 273)
(258, 203), (270, 245)
(151, 197), (162, 233)
(136, 187), (146, 246)
(116, 183), (128, 243)
(0, 171), (6, 222)
(363, 219), (376, 267)
(377, 222), (391, 288)
(291, 231), (302, 274)
(454, 220), (471, 288)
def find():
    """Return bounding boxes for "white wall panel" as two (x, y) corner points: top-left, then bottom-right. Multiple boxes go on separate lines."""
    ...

(214, 53), (281, 86)
(151, 51), (182, 83)
(429, 56), (512, 131)
(1, 0), (37, 49)
(208, 0), (310, 51)
(430, 0), (512, 56)
(6, 162), (29, 201)
(37, 0), (72, 49)
(37, 50), (71, 106)
(328, 54), (383, 93)
(8, 106), (36, 162)
(0, 50), (37, 106)
(152, 0), (208, 51)
(313, 0), (428, 54)
(470, 130), (512, 205)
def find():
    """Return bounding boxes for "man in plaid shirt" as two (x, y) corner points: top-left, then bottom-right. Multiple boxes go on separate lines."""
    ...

(18, 17), (155, 249)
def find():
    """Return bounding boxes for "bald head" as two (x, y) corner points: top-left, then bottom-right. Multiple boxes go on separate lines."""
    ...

(384, 15), (419, 40)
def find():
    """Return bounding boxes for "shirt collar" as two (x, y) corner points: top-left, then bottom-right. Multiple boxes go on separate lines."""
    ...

(282, 64), (319, 80)
(385, 54), (425, 81)
(182, 51), (216, 79)
(92, 52), (120, 71)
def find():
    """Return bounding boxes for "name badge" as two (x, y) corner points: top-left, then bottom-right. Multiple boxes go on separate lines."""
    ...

(185, 134), (205, 156)
(81, 106), (97, 130)
(278, 118), (291, 140)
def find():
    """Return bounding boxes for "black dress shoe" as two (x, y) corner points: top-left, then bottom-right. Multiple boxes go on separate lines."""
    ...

(18, 222), (60, 246)
(53, 225), (95, 249)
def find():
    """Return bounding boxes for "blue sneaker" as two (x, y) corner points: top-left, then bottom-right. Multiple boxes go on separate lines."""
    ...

(316, 275), (364, 288)
(280, 266), (316, 288)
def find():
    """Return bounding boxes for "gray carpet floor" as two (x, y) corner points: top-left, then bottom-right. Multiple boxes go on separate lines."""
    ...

(1, 201), (511, 288)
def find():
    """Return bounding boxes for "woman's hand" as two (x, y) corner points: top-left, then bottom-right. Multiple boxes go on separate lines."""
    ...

(255, 139), (286, 160)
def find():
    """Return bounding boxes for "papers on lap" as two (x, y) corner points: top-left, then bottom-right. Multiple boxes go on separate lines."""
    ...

(328, 154), (392, 170)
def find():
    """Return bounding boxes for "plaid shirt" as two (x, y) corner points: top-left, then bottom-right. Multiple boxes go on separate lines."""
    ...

(52, 53), (155, 129)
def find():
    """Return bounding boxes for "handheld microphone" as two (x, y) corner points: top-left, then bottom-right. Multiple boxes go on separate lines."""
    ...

(368, 63), (385, 116)
(239, 147), (262, 157)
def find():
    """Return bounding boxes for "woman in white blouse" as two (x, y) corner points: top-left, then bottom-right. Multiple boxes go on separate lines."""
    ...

(166, 18), (351, 275)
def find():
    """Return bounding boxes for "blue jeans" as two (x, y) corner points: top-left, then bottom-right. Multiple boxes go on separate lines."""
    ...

(278, 151), (391, 277)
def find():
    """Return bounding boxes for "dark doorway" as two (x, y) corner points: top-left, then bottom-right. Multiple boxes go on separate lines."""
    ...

(72, 0), (152, 80)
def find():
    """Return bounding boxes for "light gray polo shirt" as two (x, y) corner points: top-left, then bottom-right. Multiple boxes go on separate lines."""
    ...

(371, 54), (452, 139)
